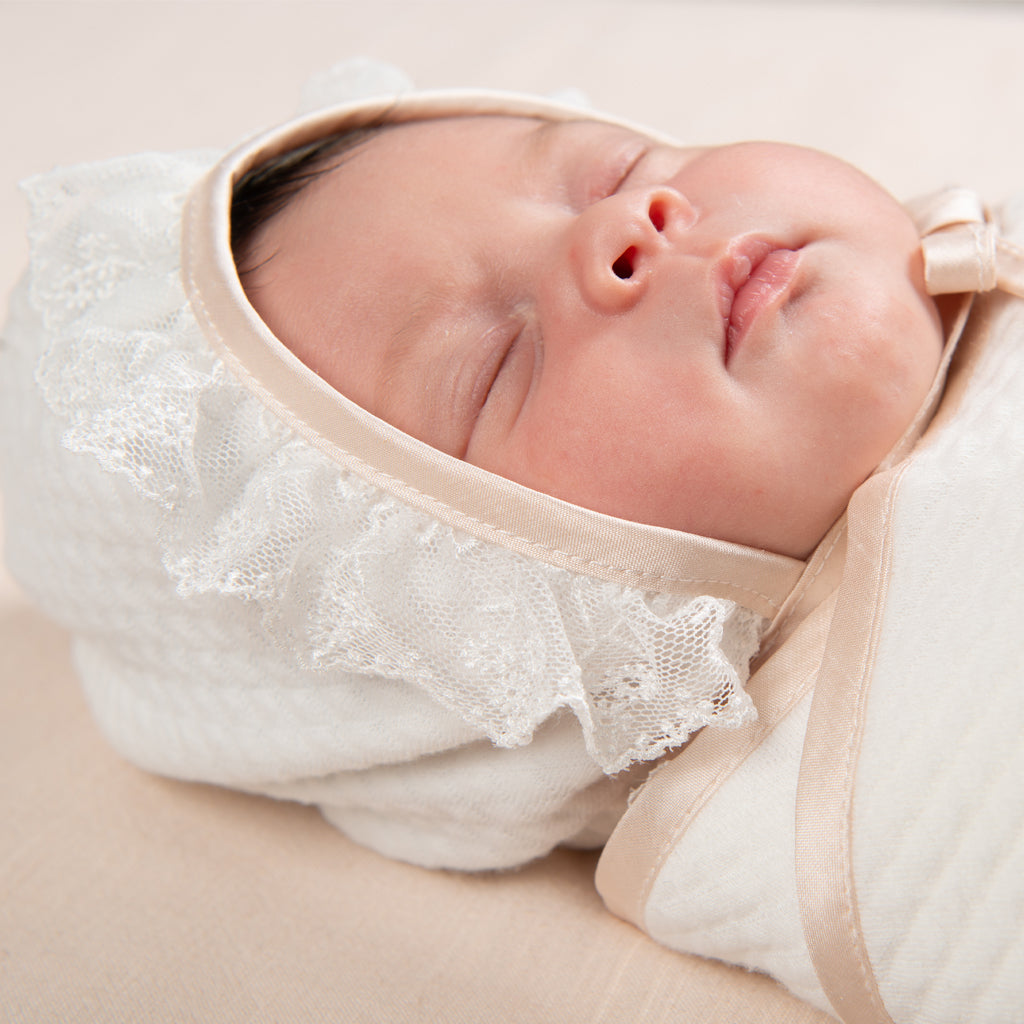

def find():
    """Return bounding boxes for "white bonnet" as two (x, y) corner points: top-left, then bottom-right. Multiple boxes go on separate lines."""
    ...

(0, 63), (808, 867)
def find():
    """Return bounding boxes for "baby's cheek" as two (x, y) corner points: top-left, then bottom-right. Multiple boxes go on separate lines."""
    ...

(875, 283), (944, 406)
(840, 300), (940, 468)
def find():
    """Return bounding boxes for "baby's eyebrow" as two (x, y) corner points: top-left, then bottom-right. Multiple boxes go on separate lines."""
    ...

(377, 284), (480, 449)
(380, 288), (445, 390)
(521, 117), (581, 189)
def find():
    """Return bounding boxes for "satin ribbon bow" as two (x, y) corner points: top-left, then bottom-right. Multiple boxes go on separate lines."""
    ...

(910, 187), (1024, 298)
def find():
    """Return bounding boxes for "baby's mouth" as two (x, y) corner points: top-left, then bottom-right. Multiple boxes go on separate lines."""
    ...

(719, 240), (801, 364)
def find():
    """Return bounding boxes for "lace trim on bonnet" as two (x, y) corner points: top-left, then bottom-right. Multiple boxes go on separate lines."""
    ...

(17, 65), (779, 777)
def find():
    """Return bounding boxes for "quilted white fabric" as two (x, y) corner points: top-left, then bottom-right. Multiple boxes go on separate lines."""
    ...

(644, 692), (828, 1012)
(852, 197), (1024, 1023)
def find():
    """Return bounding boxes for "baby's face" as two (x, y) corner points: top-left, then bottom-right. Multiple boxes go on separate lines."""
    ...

(243, 115), (943, 558)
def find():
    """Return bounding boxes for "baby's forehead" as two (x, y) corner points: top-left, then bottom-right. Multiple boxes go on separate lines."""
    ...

(245, 105), (671, 211)
(231, 90), (683, 279)
(247, 114), (595, 263)
(287, 112), (666, 234)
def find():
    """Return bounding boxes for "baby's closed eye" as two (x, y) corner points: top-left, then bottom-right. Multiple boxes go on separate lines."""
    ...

(463, 318), (539, 457)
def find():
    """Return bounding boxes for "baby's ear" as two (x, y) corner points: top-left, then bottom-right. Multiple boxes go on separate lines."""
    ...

(297, 58), (415, 114)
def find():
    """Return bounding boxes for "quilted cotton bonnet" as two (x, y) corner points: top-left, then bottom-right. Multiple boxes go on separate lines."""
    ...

(2, 64), (845, 865)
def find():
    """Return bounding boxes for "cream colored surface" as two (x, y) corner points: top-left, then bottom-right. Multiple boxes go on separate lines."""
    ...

(4, 2), (1024, 1020)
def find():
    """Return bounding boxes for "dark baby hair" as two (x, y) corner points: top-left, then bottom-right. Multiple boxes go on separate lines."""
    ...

(231, 121), (392, 275)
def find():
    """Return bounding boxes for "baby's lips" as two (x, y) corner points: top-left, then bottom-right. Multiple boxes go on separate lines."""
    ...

(718, 237), (776, 310)
(715, 236), (776, 349)
(725, 248), (802, 363)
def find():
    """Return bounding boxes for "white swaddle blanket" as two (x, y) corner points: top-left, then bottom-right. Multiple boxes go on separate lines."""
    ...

(596, 194), (1024, 1023)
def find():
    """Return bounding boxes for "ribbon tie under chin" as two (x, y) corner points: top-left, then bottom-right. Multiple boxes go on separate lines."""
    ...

(910, 187), (1024, 298)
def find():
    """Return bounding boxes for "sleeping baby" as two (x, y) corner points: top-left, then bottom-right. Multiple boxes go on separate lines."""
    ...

(231, 114), (944, 561)
(3, 62), (1022, 1024)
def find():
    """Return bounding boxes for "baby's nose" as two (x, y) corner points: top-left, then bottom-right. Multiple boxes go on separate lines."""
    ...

(571, 186), (695, 312)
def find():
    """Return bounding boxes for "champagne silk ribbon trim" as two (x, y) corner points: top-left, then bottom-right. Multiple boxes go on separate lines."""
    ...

(596, 588), (836, 928)
(914, 187), (1024, 298)
(794, 466), (909, 1024)
(794, 188), (1019, 1024)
